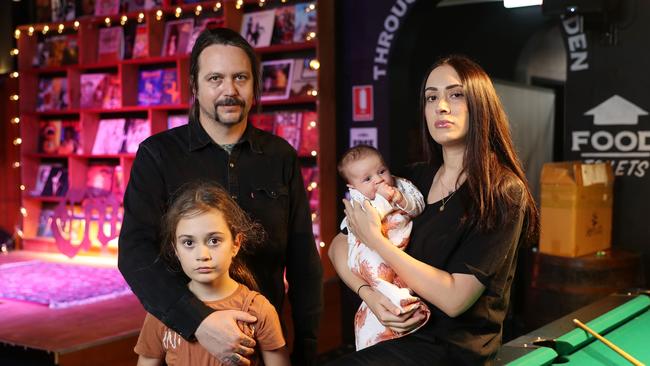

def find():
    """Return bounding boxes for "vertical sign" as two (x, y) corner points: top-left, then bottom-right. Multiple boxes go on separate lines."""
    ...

(560, 8), (650, 284)
(352, 85), (374, 121)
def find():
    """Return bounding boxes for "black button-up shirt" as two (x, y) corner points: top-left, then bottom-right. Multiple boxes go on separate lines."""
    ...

(118, 117), (323, 364)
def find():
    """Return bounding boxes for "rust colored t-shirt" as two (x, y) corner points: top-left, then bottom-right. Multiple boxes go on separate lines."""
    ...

(134, 284), (286, 366)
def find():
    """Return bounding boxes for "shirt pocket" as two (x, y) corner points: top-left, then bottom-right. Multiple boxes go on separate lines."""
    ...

(248, 184), (290, 239)
(252, 185), (289, 201)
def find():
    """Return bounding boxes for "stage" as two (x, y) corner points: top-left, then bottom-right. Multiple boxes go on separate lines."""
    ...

(0, 251), (146, 366)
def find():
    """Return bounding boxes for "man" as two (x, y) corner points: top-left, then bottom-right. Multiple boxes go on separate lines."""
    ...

(118, 28), (323, 366)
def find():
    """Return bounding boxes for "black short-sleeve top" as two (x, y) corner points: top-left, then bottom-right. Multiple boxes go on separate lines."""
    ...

(405, 162), (526, 365)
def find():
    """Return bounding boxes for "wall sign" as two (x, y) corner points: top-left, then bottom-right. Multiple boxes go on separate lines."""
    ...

(560, 5), (650, 283)
(352, 85), (374, 121)
(350, 127), (378, 148)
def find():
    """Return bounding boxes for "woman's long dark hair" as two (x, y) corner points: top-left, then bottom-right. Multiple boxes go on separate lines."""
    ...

(419, 55), (539, 242)
(161, 181), (265, 291)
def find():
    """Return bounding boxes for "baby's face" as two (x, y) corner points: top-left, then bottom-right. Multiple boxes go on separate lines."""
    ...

(345, 154), (394, 199)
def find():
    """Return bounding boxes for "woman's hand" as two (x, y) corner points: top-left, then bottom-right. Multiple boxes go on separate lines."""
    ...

(343, 199), (383, 249)
(360, 286), (426, 333)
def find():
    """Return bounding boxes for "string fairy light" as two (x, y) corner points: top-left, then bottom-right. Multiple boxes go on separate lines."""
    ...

(28, 26), (34, 36)
(19, 207), (26, 217)
(104, 17), (111, 26)
(137, 12), (145, 23)
(120, 15), (128, 26)
(258, 0), (266, 7)
(195, 5), (203, 16)
(10, 72), (19, 79)
(175, 7), (182, 18)
(13, 138), (22, 146)
(213, 2), (222, 12)
(42, 25), (49, 34)
(9, 94), (19, 101)
(309, 59), (320, 70)
(9, 48), (19, 56)
(73, 20), (80, 30)
(19, 185), (25, 191)
(236, 0), (243, 9)
(13, 162), (21, 168)
(11, 117), (20, 124)
(305, 31), (316, 41)
(57, 24), (64, 33)
(155, 9), (163, 21)
(14, 29), (20, 39)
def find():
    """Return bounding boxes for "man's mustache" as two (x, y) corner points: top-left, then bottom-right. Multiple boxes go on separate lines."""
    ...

(214, 97), (245, 108)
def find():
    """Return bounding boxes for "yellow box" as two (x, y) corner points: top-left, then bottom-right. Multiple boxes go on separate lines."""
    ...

(539, 161), (613, 257)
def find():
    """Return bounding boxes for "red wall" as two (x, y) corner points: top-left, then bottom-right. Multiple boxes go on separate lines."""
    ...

(0, 74), (21, 240)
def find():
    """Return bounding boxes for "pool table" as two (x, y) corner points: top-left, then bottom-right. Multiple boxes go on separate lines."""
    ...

(496, 293), (650, 365)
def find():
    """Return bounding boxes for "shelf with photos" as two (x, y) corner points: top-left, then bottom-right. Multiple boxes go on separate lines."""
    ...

(25, 152), (138, 159)
(237, 0), (326, 250)
(14, 0), (335, 263)
(254, 40), (316, 54)
(23, 196), (66, 204)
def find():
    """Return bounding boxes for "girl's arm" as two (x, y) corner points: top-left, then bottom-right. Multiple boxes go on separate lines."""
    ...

(328, 232), (426, 331)
(137, 355), (162, 366)
(261, 346), (291, 366)
(344, 199), (485, 318)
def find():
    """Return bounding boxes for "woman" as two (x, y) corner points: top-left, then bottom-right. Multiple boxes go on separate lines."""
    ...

(327, 55), (538, 365)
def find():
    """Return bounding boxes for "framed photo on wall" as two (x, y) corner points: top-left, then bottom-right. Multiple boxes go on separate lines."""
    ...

(261, 59), (294, 101)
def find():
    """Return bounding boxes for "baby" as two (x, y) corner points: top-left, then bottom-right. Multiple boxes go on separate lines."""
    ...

(338, 145), (431, 350)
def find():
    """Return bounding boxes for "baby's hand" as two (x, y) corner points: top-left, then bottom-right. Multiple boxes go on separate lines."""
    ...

(376, 182), (397, 202)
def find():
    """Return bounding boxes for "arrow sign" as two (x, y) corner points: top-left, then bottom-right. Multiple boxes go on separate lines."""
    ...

(584, 94), (648, 125)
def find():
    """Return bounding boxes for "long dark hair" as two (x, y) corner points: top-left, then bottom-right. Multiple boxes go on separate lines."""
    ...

(161, 181), (265, 291)
(419, 55), (539, 241)
(188, 27), (262, 122)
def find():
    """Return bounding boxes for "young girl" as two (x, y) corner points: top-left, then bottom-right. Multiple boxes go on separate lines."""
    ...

(134, 182), (290, 366)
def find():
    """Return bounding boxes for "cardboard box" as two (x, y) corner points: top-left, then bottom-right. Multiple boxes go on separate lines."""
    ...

(539, 161), (613, 257)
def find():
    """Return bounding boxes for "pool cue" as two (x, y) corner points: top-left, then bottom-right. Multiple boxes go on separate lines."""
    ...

(572, 318), (645, 366)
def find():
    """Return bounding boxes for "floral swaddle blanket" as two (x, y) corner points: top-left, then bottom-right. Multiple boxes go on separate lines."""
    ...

(342, 177), (431, 350)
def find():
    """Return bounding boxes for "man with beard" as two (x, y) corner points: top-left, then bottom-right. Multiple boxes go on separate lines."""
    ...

(118, 28), (323, 366)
